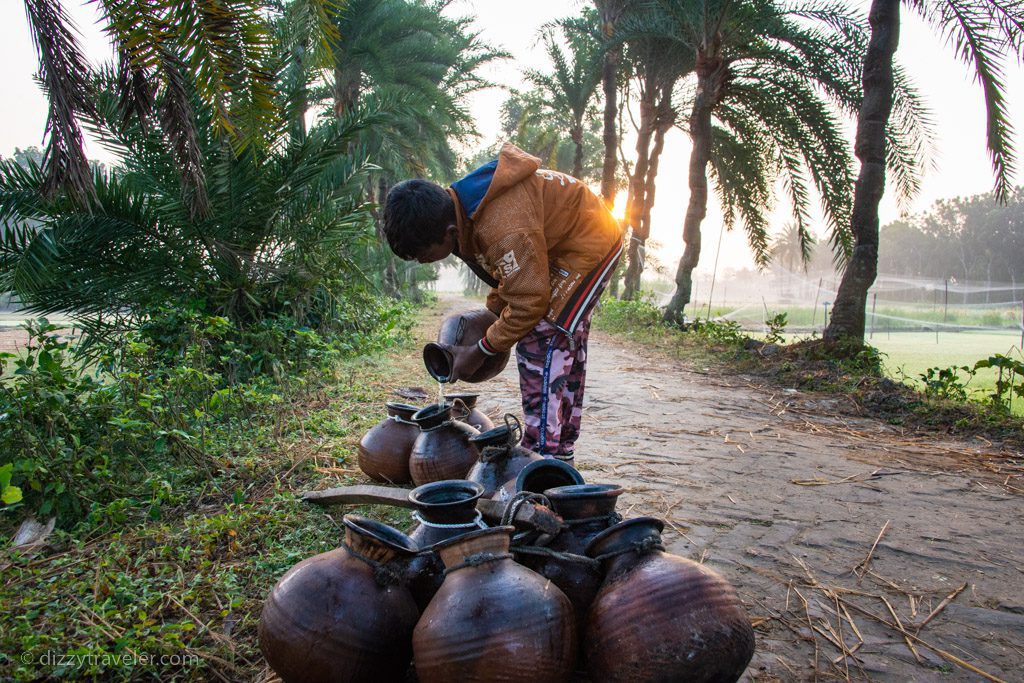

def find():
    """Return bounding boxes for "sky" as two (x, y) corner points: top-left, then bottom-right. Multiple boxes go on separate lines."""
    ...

(2, 0), (1023, 278)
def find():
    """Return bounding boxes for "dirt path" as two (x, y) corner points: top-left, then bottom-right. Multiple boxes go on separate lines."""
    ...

(450, 303), (1024, 682)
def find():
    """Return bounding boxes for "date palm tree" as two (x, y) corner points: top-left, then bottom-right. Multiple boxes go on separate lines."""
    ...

(643, 0), (929, 325)
(22, 0), (277, 212)
(526, 10), (605, 179)
(824, 0), (1024, 344)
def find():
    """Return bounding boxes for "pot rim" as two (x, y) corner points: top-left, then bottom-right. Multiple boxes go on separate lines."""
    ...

(543, 483), (623, 500)
(515, 458), (585, 493)
(408, 479), (485, 509)
(342, 514), (418, 554)
(412, 402), (452, 427)
(584, 515), (665, 557)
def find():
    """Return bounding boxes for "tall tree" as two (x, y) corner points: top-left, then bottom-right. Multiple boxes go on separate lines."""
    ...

(526, 10), (604, 179)
(594, 0), (633, 207)
(22, 0), (276, 212)
(619, 35), (693, 299)
(824, 0), (1023, 344)
(643, 0), (928, 325)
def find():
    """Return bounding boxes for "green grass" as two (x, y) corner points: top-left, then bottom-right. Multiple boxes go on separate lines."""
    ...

(0, 315), (429, 681)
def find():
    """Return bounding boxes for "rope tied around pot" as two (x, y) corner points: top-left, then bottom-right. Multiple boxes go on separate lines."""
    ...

(411, 510), (487, 530)
(511, 545), (601, 571)
(388, 413), (418, 426)
(592, 536), (666, 564)
(563, 511), (623, 528)
(500, 490), (552, 527)
(442, 551), (514, 576)
(340, 541), (405, 586)
(478, 414), (524, 462)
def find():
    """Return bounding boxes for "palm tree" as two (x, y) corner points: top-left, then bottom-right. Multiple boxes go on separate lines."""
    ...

(22, 0), (276, 211)
(644, 0), (928, 325)
(0, 48), (387, 348)
(526, 10), (605, 179)
(619, 35), (694, 299)
(594, 0), (634, 207)
(824, 0), (1023, 344)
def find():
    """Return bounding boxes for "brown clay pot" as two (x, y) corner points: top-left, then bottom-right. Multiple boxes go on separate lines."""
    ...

(405, 479), (487, 610)
(413, 526), (577, 683)
(465, 414), (543, 497)
(259, 515), (420, 683)
(493, 457), (585, 503)
(515, 484), (624, 638)
(445, 392), (494, 431)
(409, 402), (480, 486)
(357, 402), (418, 484)
(584, 517), (755, 683)
(423, 308), (511, 383)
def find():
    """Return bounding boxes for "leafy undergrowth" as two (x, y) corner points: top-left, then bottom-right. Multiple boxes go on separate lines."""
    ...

(594, 298), (1024, 450)
(0, 316), (432, 681)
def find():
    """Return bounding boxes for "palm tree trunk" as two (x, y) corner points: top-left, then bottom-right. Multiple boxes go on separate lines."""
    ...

(664, 59), (720, 324)
(824, 0), (900, 343)
(597, 0), (624, 208)
(623, 92), (657, 300)
(571, 123), (585, 179)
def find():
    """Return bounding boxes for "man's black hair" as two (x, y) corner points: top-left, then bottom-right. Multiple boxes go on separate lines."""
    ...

(382, 179), (456, 260)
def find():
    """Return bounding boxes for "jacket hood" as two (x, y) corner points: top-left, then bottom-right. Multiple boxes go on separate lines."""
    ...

(451, 143), (541, 220)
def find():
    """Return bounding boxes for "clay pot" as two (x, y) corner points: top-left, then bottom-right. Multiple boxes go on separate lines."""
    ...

(584, 517), (755, 683)
(407, 479), (487, 548)
(413, 526), (577, 683)
(409, 403), (480, 486)
(259, 515), (420, 683)
(493, 457), (585, 503)
(423, 308), (511, 383)
(517, 483), (624, 618)
(466, 414), (543, 497)
(445, 392), (494, 431)
(405, 479), (487, 610)
(357, 402), (418, 484)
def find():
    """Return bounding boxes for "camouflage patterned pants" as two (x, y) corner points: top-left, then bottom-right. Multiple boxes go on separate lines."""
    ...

(516, 312), (597, 461)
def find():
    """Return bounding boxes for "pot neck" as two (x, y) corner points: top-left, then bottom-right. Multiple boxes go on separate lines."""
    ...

(435, 526), (514, 574)
(586, 517), (666, 576)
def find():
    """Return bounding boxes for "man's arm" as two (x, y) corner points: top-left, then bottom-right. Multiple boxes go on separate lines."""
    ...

(480, 229), (550, 354)
(485, 288), (507, 317)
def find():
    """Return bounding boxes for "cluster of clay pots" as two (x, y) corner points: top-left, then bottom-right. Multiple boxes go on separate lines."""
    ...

(357, 395), (494, 486)
(260, 466), (755, 682)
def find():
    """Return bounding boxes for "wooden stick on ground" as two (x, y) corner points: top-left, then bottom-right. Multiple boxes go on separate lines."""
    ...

(854, 519), (890, 578)
(915, 581), (968, 633)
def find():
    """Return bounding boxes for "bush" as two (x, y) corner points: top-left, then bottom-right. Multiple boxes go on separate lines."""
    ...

(0, 298), (411, 529)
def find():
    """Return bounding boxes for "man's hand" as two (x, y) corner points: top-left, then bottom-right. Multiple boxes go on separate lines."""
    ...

(449, 343), (487, 383)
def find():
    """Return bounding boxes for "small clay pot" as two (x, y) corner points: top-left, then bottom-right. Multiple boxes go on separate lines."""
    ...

(357, 402), (418, 484)
(493, 457), (585, 503)
(423, 308), (511, 383)
(413, 526), (577, 683)
(445, 392), (494, 431)
(405, 479), (487, 610)
(259, 515), (420, 683)
(409, 402), (480, 486)
(465, 414), (543, 497)
(584, 517), (755, 683)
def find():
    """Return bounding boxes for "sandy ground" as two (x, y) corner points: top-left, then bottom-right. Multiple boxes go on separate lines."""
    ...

(445, 302), (1024, 682)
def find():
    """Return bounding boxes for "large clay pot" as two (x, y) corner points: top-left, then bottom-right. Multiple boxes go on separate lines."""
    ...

(259, 515), (420, 683)
(405, 479), (487, 610)
(409, 402), (480, 486)
(357, 402), (418, 484)
(466, 414), (543, 497)
(515, 484), (624, 636)
(445, 392), (494, 431)
(413, 526), (577, 683)
(423, 308), (511, 383)
(584, 517), (755, 683)
(493, 457), (585, 503)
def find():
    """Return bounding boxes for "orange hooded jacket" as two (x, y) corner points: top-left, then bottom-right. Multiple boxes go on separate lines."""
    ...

(447, 143), (624, 354)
